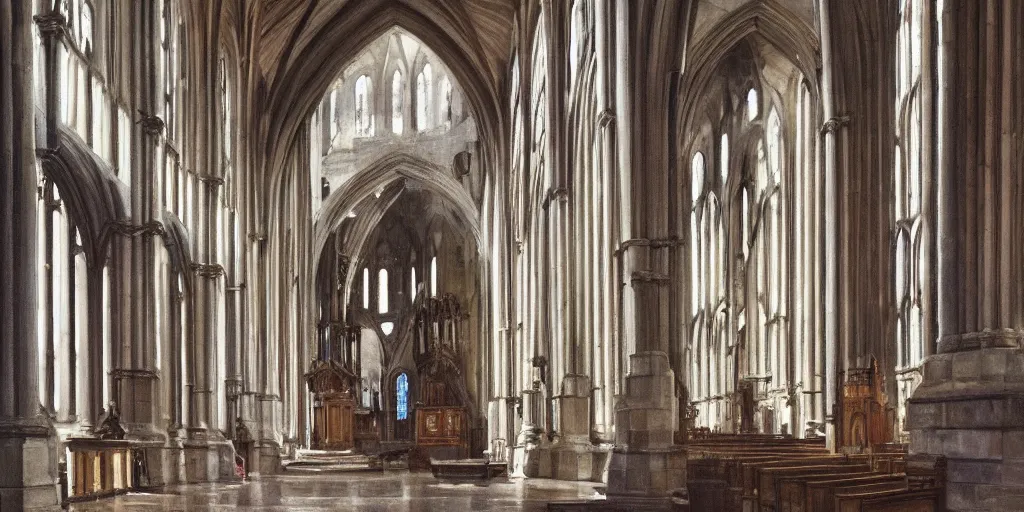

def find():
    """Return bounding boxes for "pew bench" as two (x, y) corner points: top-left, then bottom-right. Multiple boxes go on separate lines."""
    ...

(835, 487), (942, 512)
(755, 464), (870, 512)
(779, 473), (905, 512)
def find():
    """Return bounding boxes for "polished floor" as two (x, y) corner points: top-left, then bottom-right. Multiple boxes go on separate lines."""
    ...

(68, 472), (604, 511)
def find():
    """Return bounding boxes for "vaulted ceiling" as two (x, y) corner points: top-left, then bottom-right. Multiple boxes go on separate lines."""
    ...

(250, 0), (515, 94)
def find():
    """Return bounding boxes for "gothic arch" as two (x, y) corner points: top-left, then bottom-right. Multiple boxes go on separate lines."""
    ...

(312, 152), (483, 316)
(37, 128), (129, 267)
(678, 0), (820, 138)
(263, 2), (507, 213)
(161, 212), (194, 294)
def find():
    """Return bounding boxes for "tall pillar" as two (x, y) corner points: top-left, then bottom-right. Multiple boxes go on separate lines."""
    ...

(907, 2), (1024, 510)
(818, 0), (897, 451)
(0, 1), (60, 509)
(605, 0), (689, 501)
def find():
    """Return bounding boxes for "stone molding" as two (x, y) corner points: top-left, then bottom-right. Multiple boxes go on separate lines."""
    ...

(111, 368), (159, 379)
(617, 237), (684, 254)
(631, 270), (670, 284)
(937, 328), (1024, 353)
(106, 220), (166, 239)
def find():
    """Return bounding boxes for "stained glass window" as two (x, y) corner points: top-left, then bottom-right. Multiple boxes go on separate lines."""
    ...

(396, 373), (409, 420)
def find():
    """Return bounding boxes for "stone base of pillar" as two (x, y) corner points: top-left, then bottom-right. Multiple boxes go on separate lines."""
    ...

(908, 344), (1024, 511)
(606, 351), (686, 499)
(0, 420), (60, 512)
(534, 375), (608, 482)
(182, 437), (239, 484)
(255, 440), (281, 476)
(149, 438), (184, 486)
(511, 439), (551, 478)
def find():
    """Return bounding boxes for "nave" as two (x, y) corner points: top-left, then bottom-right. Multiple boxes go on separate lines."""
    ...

(1, 0), (1023, 511)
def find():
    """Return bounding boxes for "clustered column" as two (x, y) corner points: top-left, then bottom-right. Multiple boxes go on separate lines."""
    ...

(907, 2), (1024, 510)
(0, 1), (60, 509)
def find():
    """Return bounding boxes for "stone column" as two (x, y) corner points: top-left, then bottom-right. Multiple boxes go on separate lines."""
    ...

(184, 176), (229, 483)
(907, 2), (1024, 510)
(0, 1), (60, 509)
(606, 0), (689, 501)
(818, 0), (897, 451)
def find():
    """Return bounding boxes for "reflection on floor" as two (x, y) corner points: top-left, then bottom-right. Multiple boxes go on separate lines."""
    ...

(68, 472), (604, 511)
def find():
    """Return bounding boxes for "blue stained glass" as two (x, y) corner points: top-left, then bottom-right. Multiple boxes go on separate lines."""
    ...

(396, 373), (409, 420)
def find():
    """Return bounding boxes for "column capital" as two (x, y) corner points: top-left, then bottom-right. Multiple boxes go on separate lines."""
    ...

(191, 263), (225, 279)
(33, 12), (67, 37)
(106, 220), (166, 239)
(542, 187), (569, 209)
(110, 368), (159, 379)
(597, 108), (616, 128)
(198, 175), (225, 187)
(820, 115), (851, 134)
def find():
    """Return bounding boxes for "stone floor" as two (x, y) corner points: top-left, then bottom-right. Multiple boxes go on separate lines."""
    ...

(68, 472), (605, 511)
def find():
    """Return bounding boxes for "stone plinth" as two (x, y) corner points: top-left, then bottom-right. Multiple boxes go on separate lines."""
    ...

(0, 421), (60, 512)
(907, 344), (1024, 511)
(183, 428), (239, 483)
(607, 351), (686, 498)
(543, 375), (608, 482)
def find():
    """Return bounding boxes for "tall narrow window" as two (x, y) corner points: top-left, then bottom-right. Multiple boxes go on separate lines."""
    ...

(430, 256), (438, 297)
(362, 267), (370, 309)
(719, 134), (729, 185)
(396, 373), (409, 420)
(893, 0), (926, 436)
(391, 70), (404, 135)
(355, 75), (372, 136)
(416, 64), (432, 131)
(220, 57), (231, 164)
(378, 268), (389, 313)
(329, 89), (338, 141)
(690, 152), (705, 316)
(410, 267), (417, 299)
(767, 108), (782, 180)
(81, 2), (94, 55)
(438, 76), (452, 129)
(162, 2), (175, 140)
(746, 88), (759, 121)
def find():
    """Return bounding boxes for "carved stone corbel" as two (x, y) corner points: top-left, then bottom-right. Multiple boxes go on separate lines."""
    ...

(33, 12), (67, 37)
(139, 113), (166, 137)
(820, 115), (851, 134)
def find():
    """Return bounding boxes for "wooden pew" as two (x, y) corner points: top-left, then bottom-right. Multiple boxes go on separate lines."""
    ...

(756, 464), (870, 511)
(784, 473), (906, 512)
(802, 477), (909, 512)
(834, 488), (942, 512)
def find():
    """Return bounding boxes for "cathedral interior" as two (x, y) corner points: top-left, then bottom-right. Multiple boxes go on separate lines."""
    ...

(1, 0), (1022, 510)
